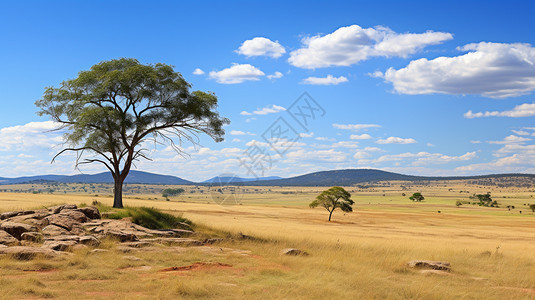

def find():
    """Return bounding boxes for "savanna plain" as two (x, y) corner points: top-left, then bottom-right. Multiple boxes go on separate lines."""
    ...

(0, 180), (534, 299)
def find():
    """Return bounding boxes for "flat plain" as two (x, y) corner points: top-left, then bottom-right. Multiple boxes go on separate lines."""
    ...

(0, 180), (534, 299)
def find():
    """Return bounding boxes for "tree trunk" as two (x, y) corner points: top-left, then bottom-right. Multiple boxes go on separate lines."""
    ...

(113, 176), (124, 208)
(328, 209), (334, 221)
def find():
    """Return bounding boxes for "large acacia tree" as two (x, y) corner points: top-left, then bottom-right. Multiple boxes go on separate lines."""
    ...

(309, 186), (354, 221)
(36, 58), (229, 208)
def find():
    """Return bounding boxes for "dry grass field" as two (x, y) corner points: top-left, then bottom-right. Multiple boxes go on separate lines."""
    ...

(0, 181), (534, 299)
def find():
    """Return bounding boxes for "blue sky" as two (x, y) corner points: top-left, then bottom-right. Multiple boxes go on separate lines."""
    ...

(1, 0), (535, 181)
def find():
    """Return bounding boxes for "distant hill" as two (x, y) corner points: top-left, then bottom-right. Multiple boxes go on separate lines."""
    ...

(0, 171), (193, 185)
(1, 168), (534, 186)
(239, 169), (535, 186)
(202, 176), (282, 184)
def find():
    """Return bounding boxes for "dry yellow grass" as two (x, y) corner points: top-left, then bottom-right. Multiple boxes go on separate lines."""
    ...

(0, 185), (534, 299)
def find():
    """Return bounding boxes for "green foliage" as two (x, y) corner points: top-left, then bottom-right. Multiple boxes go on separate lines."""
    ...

(529, 204), (535, 212)
(107, 206), (191, 229)
(455, 200), (463, 207)
(162, 188), (185, 198)
(310, 186), (354, 221)
(409, 192), (424, 202)
(470, 193), (499, 207)
(35, 58), (229, 208)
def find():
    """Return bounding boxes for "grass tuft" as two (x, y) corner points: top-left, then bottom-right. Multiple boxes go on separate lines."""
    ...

(106, 206), (192, 230)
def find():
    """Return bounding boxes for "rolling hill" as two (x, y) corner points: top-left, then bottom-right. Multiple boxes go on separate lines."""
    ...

(1, 169), (534, 186)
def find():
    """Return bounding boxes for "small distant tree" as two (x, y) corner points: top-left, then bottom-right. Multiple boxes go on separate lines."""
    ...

(162, 188), (185, 198)
(409, 192), (424, 202)
(456, 200), (462, 207)
(309, 186), (354, 221)
(529, 204), (535, 212)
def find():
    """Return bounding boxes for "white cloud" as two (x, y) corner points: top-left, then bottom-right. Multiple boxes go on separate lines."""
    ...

(0, 121), (63, 151)
(512, 130), (530, 136)
(333, 123), (381, 131)
(331, 141), (359, 148)
(288, 24), (452, 69)
(209, 63), (265, 84)
(236, 37), (286, 58)
(230, 130), (255, 136)
(384, 42), (535, 99)
(232, 138), (241, 142)
(241, 105), (286, 116)
(470, 140), (482, 144)
(372, 151), (476, 165)
(350, 134), (372, 140)
(464, 103), (535, 118)
(267, 71), (283, 80)
(376, 136), (417, 144)
(301, 75), (348, 85)
(299, 132), (314, 138)
(488, 135), (531, 144)
(315, 137), (336, 141)
(192, 68), (205, 75)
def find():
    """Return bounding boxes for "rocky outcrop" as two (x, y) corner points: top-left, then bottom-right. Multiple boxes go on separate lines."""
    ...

(0, 205), (196, 260)
(407, 260), (451, 271)
(0, 230), (19, 246)
(281, 248), (309, 256)
(0, 222), (37, 239)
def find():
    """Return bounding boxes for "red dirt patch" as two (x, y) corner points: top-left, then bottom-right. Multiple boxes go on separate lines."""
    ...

(159, 262), (232, 272)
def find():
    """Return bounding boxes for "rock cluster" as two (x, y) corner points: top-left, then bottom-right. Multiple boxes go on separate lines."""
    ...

(407, 260), (451, 271)
(0, 204), (194, 259)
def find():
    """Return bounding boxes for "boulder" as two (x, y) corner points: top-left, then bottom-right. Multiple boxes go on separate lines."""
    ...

(407, 260), (451, 271)
(42, 240), (78, 251)
(281, 248), (309, 256)
(44, 209), (87, 231)
(0, 230), (19, 246)
(48, 204), (77, 214)
(79, 235), (100, 247)
(0, 222), (37, 239)
(20, 232), (43, 243)
(78, 207), (101, 219)
(0, 211), (20, 220)
(42, 224), (70, 236)
(0, 246), (59, 260)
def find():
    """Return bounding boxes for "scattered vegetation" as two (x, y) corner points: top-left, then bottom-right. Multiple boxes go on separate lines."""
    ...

(161, 188), (185, 199)
(107, 206), (192, 229)
(471, 193), (499, 207)
(409, 192), (424, 202)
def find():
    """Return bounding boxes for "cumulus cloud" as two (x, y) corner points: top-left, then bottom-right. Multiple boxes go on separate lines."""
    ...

(192, 68), (205, 75)
(464, 103), (535, 118)
(230, 130), (255, 136)
(512, 130), (530, 136)
(333, 123), (381, 131)
(301, 75), (348, 85)
(299, 132), (314, 138)
(209, 63), (265, 84)
(236, 37), (286, 58)
(350, 134), (372, 140)
(384, 42), (535, 98)
(372, 151), (476, 165)
(288, 24), (452, 69)
(0, 121), (63, 151)
(241, 105), (286, 116)
(376, 136), (417, 144)
(488, 135), (531, 144)
(267, 71), (283, 80)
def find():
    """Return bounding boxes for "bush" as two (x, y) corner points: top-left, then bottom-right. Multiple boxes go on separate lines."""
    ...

(107, 206), (192, 229)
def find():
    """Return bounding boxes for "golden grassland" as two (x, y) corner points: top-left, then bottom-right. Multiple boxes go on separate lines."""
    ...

(0, 182), (534, 299)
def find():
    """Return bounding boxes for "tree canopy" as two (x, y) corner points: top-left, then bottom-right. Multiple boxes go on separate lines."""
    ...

(36, 58), (229, 208)
(309, 186), (354, 221)
(409, 192), (424, 202)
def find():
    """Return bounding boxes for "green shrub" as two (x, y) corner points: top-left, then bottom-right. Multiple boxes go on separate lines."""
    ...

(107, 206), (191, 229)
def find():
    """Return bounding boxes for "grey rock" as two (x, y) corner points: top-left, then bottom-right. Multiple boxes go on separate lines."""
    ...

(0, 246), (59, 260)
(0, 230), (19, 246)
(20, 232), (43, 243)
(281, 248), (309, 256)
(0, 222), (37, 239)
(78, 207), (101, 219)
(407, 260), (451, 271)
